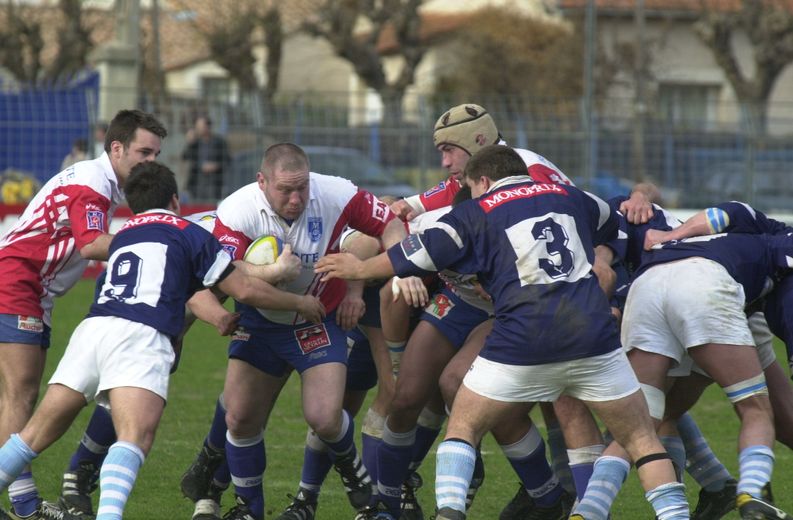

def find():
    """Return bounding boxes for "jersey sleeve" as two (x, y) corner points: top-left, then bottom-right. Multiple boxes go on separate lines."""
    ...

(406, 177), (461, 214)
(343, 190), (397, 236)
(587, 192), (620, 247)
(65, 185), (112, 250)
(716, 201), (792, 235)
(387, 204), (476, 278)
(527, 163), (573, 185)
(212, 217), (253, 261)
(188, 224), (234, 287)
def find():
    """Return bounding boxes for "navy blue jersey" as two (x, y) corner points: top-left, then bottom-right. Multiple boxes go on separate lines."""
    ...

(640, 233), (793, 304)
(605, 195), (681, 274)
(764, 274), (793, 365)
(388, 178), (621, 365)
(89, 210), (232, 338)
(711, 201), (791, 235)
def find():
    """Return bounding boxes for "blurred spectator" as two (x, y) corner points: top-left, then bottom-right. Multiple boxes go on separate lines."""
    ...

(181, 115), (230, 201)
(61, 138), (89, 170)
(93, 121), (108, 158)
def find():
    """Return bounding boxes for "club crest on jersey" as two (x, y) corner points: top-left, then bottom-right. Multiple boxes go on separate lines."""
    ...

(423, 181), (446, 198)
(427, 293), (455, 319)
(400, 234), (424, 257)
(307, 217), (323, 242)
(86, 210), (105, 231)
(294, 323), (331, 354)
(222, 244), (238, 258)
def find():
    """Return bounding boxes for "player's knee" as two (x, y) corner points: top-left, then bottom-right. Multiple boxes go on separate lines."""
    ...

(306, 411), (342, 440)
(439, 367), (464, 404)
(224, 409), (259, 438)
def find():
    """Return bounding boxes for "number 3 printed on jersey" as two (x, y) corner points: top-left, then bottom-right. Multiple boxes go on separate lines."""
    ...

(506, 213), (591, 286)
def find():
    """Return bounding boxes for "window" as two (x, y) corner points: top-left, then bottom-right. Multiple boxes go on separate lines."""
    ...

(658, 83), (720, 130)
(201, 77), (231, 105)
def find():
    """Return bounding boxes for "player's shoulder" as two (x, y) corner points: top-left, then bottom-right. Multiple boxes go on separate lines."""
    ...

(310, 171), (357, 193)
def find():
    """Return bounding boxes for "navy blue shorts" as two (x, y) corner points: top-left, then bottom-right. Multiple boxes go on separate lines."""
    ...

(346, 327), (377, 391)
(228, 303), (348, 377)
(419, 286), (490, 350)
(0, 314), (51, 349)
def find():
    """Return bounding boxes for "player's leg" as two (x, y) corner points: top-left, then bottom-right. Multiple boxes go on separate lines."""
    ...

(550, 396), (603, 502)
(222, 358), (284, 520)
(56, 404), (115, 516)
(688, 343), (792, 519)
(492, 404), (573, 520)
(95, 386), (164, 520)
(301, 360), (372, 512)
(539, 402), (577, 498)
(377, 320), (456, 517)
(0, 316), (49, 519)
(662, 374), (738, 520)
(571, 349), (688, 520)
(435, 384), (518, 520)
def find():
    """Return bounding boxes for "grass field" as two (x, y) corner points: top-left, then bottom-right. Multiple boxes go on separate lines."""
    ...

(3, 279), (791, 519)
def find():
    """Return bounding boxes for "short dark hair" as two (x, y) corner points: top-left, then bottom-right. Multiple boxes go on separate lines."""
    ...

(261, 142), (310, 175)
(463, 145), (526, 183)
(104, 109), (167, 153)
(124, 162), (178, 214)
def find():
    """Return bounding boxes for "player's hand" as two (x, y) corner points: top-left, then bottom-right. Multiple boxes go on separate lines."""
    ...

(643, 228), (671, 250)
(273, 243), (301, 283)
(298, 295), (326, 324)
(472, 280), (492, 302)
(315, 253), (362, 281)
(336, 294), (365, 330)
(620, 192), (654, 224)
(390, 199), (418, 221)
(391, 276), (428, 308)
(215, 312), (241, 336)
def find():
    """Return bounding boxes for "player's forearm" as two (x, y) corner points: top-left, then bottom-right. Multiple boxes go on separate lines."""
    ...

(234, 261), (284, 284)
(79, 233), (113, 260)
(187, 289), (229, 329)
(379, 218), (408, 250)
(357, 252), (396, 280)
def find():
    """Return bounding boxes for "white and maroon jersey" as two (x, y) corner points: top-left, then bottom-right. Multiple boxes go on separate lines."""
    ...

(213, 173), (395, 324)
(0, 154), (122, 324)
(403, 146), (573, 216)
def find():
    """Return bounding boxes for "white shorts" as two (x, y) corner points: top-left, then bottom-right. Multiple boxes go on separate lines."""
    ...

(622, 258), (754, 366)
(462, 348), (640, 403)
(49, 316), (175, 407)
(670, 312), (777, 377)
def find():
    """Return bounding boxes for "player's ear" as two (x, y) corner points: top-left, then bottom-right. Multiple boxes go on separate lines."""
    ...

(170, 193), (180, 214)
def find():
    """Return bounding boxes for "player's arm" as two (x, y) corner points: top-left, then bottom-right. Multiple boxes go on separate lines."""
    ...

(233, 243), (301, 284)
(217, 266), (325, 324)
(315, 251), (395, 282)
(187, 289), (238, 336)
(593, 245), (617, 299)
(619, 182), (659, 225)
(79, 233), (114, 260)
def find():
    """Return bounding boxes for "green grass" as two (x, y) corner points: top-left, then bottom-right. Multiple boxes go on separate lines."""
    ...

(4, 279), (791, 518)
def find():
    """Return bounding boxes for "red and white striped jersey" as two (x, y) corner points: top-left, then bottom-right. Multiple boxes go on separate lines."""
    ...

(404, 146), (574, 215)
(0, 154), (122, 324)
(213, 173), (396, 325)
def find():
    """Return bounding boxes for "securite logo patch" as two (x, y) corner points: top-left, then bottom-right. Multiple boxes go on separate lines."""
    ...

(294, 323), (331, 354)
(478, 183), (567, 213)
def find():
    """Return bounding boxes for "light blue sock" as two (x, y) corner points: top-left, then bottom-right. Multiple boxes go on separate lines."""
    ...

(0, 434), (37, 491)
(645, 481), (689, 519)
(572, 455), (630, 520)
(678, 412), (733, 492)
(97, 441), (145, 520)
(435, 439), (476, 514)
(738, 445), (774, 498)
(660, 435), (686, 481)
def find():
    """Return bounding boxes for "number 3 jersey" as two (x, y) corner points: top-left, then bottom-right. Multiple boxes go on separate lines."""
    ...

(212, 173), (395, 325)
(87, 210), (232, 339)
(387, 176), (620, 366)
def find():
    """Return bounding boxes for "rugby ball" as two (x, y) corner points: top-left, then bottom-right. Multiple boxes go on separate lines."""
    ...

(243, 235), (284, 265)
